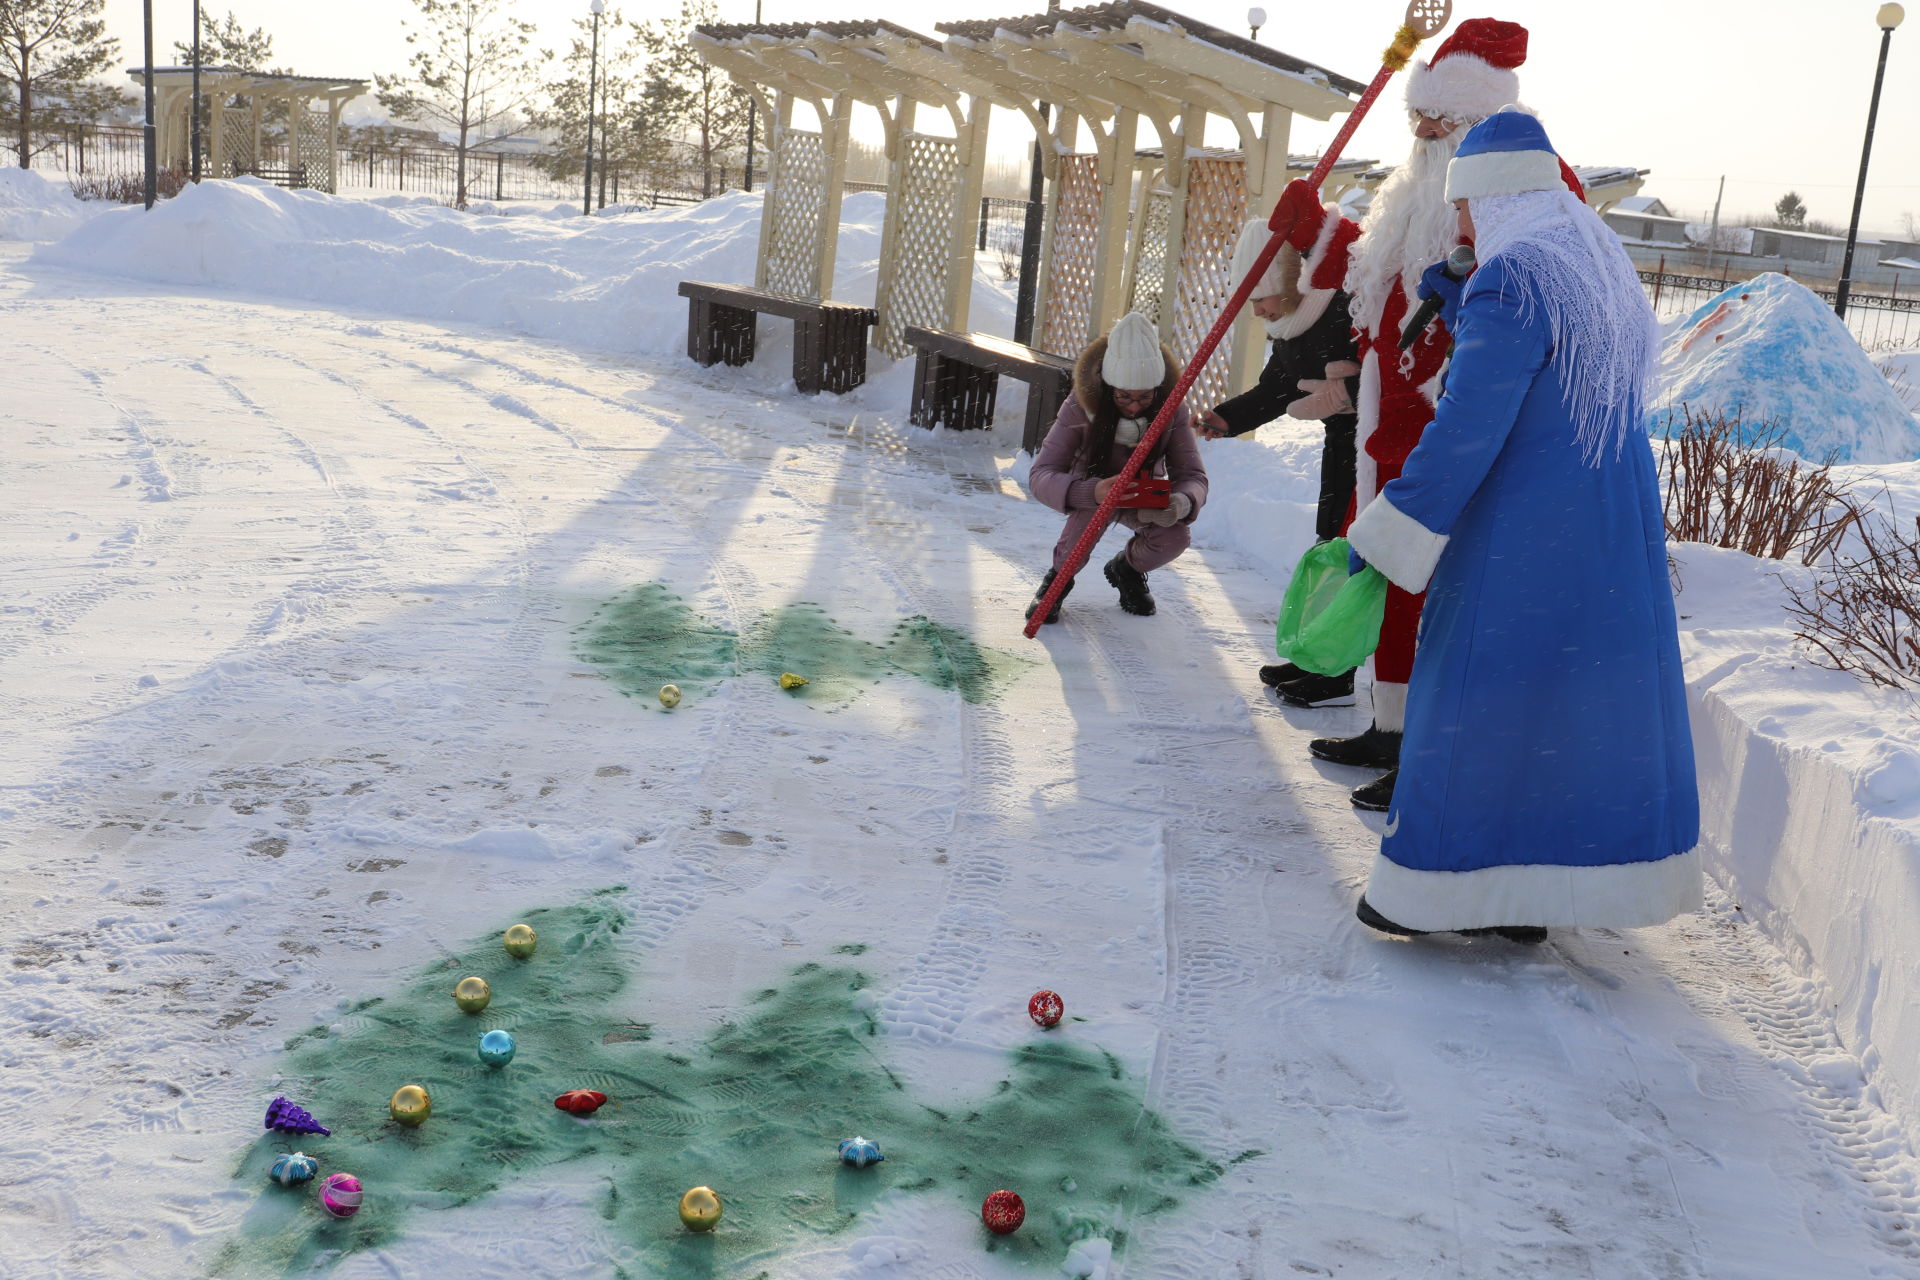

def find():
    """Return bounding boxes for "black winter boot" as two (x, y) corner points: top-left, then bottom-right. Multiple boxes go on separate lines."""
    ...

(1258, 662), (1305, 688)
(1356, 895), (1428, 937)
(1104, 551), (1155, 616)
(1349, 768), (1396, 812)
(1025, 568), (1074, 625)
(1276, 669), (1356, 708)
(1308, 724), (1401, 770)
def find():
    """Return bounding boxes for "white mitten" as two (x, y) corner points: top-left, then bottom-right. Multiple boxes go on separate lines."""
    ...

(1133, 492), (1193, 527)
(1284, 360), (1361, 421)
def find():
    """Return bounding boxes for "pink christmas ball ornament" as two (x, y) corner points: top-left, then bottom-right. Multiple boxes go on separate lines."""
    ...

(319, 1172), (364, 1219)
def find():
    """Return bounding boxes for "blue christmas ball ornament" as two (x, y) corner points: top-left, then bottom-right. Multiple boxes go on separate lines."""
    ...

(478, 1029), (517, 1066)
(270, 1151), (318, 1187)
(838, 1136), (884, 1168)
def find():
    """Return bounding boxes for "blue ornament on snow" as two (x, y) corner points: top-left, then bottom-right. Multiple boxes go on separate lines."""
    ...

(270, 1151), (318, 1187)
(838, 1136), (884, 1168)
(478, 1029), (517, 1066)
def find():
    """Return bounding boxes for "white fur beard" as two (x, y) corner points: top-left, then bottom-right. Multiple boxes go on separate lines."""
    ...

(1346, 132), (1466, 334)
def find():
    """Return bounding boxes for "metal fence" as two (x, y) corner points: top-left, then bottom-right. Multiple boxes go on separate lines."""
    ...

(1640, 268), (1920, 352)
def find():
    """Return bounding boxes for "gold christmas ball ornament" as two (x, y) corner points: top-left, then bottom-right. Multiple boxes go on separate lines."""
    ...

(389, 1083), (432, 1126)
(453, 975), (493, 1013)
(658, 684), (682, 708)
(778, 672), (809, 691)
(503, 923), (538, 959)
(678, 1185), (723, 1231)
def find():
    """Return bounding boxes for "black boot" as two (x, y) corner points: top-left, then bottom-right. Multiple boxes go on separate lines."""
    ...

(1259, 662), (1305, 688)
(1103, 551), (1155, 616)
(1276, 669), (1356, 707)
(1308, 724), (1401, 770)
(1350, 768), (1396, 812)
(1356, 895), (1428, 937)
(1025, 568), (1074, 625)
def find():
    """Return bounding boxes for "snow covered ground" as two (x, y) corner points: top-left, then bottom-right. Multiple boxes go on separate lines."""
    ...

(5, 184), (1920, 1279)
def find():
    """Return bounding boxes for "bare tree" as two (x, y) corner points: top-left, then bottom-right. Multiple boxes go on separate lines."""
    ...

(172, 10), (273, 70)
(528, 7), (645, 204)
(376, 0), (545, 208)
(0, 0), (122, 169)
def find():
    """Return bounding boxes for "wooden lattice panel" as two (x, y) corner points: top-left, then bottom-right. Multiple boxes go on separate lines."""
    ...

(765, 128), (829, 300)
(218, 108), (252, 177)
(1039, 154), (1101, 357)
(877, 133), (962, 357)
(295, 113), (333, 192)
(1126, 187), (1173, 326)
(1170, 157), (1248, 411)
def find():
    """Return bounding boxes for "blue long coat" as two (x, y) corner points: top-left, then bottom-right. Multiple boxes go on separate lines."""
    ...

(1345, 255), (1701, 932)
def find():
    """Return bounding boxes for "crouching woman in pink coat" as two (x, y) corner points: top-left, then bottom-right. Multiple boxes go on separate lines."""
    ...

(1026, 312), (1210, 622)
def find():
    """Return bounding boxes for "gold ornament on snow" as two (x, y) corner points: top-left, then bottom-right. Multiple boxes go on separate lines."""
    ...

(503, 923), (538, 959)
(678, 1185), (723, 1231)
(389, 1083), (432, 1126)
(658, 684), (682, 708)
(778, 673), (809, 691)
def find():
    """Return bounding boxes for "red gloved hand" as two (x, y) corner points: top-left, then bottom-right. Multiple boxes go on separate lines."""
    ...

(1266, 179), (1322, 251)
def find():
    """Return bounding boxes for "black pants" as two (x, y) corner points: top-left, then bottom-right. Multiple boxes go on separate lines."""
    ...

(1316, 411), (1359, 543)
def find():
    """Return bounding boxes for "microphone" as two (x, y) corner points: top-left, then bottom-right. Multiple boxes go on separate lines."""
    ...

(1398, 243), (1477, 350)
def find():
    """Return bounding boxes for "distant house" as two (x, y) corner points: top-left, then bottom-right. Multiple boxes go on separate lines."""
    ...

(1601, 203), (1690, 247)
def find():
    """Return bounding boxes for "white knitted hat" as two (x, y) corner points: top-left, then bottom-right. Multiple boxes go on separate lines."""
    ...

(1230, 219), (1289, 299)
(1101, 312), (1164, 390)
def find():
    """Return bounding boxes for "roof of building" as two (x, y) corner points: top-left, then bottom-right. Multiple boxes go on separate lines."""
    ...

(128, 65), (366, 91)
(695, 19), (938, 47)
(935, 1), (1366, 96)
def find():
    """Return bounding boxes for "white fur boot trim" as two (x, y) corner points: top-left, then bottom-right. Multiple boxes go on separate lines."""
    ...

(1371, 681), (1407, 732)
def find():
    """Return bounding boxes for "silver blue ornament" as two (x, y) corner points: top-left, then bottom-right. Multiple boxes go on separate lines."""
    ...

(838, 1136), (884, 1168)
(270, 1151), (318, 1186)
(478, 1029), (517, 1066)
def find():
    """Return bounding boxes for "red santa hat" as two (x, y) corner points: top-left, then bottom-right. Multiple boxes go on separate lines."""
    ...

(1404, 18), (1527, 125)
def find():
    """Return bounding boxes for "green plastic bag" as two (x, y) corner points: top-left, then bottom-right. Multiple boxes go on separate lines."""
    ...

(1273, 538), (1388, 676)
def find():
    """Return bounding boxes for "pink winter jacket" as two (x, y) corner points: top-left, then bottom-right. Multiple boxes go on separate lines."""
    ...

(1027, 397), (1209, 521)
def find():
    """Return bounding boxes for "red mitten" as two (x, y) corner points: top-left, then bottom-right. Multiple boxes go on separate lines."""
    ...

(1267, 179), (1323, 251)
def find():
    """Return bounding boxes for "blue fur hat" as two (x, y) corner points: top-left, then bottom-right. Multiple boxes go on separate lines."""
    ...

(1445, 108), (1563, 202)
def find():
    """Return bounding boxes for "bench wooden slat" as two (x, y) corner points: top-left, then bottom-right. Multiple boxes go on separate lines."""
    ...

(677, 280), (878, 395)
(902, 326), (1075, 453)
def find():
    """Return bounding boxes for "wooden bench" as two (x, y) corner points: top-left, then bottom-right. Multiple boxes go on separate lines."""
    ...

(237, 164), (309, 189)
(903, 326), (1076, 454)
(677, 281), (878, 395)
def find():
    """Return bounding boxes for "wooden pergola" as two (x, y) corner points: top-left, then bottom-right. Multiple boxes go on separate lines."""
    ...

(131, 67), (368, 194)
(693, 4), (1363, 407)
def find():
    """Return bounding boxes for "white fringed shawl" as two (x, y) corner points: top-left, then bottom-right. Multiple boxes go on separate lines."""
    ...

(1469, 189), (1661, 463)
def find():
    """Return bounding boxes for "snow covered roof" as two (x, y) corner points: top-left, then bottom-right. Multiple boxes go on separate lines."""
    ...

(1881, 256), (1920, 271)
(695, 19), (936, 47)
(1614, 195), (1672, 216)
(128, 66), (367, 95)
(936, 1), (1366, 96)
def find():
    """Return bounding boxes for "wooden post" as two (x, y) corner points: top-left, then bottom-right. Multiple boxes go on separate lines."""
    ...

(753, 93), (794, 291)
(1230, 103), (1293, 392)
(871, 94), (914, 347)
(1155, 103), (1198, 346)
(946, 97), (991, 332)
(813, 93), (853, 300)
(1087, 105), (1138, 343)
(325, 96), (342, 193)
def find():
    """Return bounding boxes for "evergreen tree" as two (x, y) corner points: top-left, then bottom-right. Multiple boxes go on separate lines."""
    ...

(634, 0), (749, 198)
(376, 0), (546, 208)
(1774, 191), (1807, 229)
(0, 0), (123, 168)
(171, 10), (274, 71)
(527, 7), (646, 205)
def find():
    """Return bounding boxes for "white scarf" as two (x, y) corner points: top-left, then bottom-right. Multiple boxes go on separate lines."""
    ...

(1115, 417), (1146, 448)
(1468, 189), (1661, 463)
(1263, 290), (1335, 341)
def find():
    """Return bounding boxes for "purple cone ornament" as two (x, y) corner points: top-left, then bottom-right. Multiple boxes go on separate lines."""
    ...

(319, 1172), (363, 1219)
(265, 1096), (331, 1137)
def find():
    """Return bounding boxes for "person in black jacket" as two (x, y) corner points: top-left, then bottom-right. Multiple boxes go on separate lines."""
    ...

(1198, 218), (1361, 708)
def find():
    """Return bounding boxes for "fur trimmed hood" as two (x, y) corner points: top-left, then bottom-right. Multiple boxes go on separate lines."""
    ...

(1073, 330), (1180, 417)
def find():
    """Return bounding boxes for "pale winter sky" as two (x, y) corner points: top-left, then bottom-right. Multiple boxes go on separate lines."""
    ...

(98, 0), (1920, 237)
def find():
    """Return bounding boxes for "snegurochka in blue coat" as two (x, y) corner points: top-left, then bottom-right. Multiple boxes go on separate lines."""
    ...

(1345, 108), (1701, 938)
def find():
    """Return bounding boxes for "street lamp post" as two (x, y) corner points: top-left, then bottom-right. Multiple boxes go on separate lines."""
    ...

(1836, 3), (1904, 319)
(583, 0), (604, 217)
(191, 1), (202, 182)
(1247, 6), (1266, 40)
(141, 0), (156, 209)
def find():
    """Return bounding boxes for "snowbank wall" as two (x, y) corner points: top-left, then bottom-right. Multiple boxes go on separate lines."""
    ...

(1691, 670), (1920, 1138)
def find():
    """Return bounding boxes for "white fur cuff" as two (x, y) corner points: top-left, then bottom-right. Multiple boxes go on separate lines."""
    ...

(1446, 149), (1564, 202)
(1364, 847), (1704, 931)
(1346, 492), (1447, 593)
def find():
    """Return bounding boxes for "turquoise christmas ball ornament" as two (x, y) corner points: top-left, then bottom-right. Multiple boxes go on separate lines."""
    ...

(269, 1151), (318, 1186)
(838, 1136), (884, 1168)
(478, 1029), (517, 1067)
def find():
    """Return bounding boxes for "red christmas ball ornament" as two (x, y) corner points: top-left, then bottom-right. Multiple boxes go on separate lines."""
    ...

(1027, 989), (1064, 1029)
(981, 1189), (1025, 1235)
(554, 1089), (608, 1115)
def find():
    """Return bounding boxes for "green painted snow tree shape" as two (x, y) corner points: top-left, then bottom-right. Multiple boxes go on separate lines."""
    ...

(574, 581), (1025, 708)
(221, 893), (1233, 1277)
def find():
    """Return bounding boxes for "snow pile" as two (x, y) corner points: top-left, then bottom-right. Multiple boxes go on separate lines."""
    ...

(0, 166), (104, 242)
(34, 179), (1018, 376)
(1650, 272), (1920, 463)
